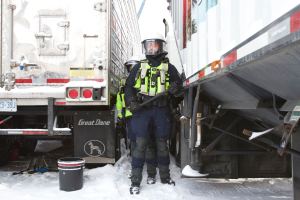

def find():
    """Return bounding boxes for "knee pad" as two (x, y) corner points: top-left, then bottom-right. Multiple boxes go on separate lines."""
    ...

(135, 137), (147, 151)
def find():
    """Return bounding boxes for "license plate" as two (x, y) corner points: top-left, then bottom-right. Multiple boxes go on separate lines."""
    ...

(0, 99), (17, 112)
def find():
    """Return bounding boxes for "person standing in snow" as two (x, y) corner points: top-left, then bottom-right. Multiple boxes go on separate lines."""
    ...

(116, 57), (158, 182)
(125, 33), (182, 194)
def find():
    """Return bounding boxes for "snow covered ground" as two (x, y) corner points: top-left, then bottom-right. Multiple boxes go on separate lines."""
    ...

(0, 154), (292, 200)
(0, 140), (293, 199)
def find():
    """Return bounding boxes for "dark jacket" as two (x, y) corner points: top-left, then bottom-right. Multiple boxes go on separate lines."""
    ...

(124, 54), (182, 107)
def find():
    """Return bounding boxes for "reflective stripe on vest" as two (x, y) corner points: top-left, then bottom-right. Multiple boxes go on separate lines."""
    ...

(122, 93), (132, 117)
(125, 109), (132, 118)
(121, 93), (126, 108)
(134, 62), (169, 96)
(116, 92), (132, 118)
(116, 92), (123, 118)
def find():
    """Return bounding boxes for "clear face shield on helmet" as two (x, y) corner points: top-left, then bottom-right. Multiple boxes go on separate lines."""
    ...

(124, 60), (139, 73)
(142, 39), (166, 56)
(119, 78), (126, 91)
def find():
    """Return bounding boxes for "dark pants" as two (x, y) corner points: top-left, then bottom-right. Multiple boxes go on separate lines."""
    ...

(130, 106), (171, 185)
(129, 118), (158, 178)
(145, 134), (157, 178)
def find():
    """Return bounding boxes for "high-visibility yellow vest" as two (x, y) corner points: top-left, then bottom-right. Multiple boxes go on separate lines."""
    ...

(134, 61), (170, 96)
(116, 89), (132, 119)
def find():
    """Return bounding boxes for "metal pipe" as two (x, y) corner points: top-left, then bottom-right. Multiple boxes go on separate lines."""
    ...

(205, 123), (272, 151)
(191, 85), (201, 149)
(0, 116), (13, 125)
(180, 89), (191, 169)
(8, 4), (16, 60)
(186, 86), (194, 166)
(258, 137), (300, 158)
(187, 86), (193, 118)
(203, 117), (241, 153)
(0, 0), (3, 76)
(163, 18), (169, 38)
(195, 113), (202, 147)
(167, 18), (185, 77)
(48, 98), (54, 136)
(137, 0), (146, 19)
(190, 85), (201, 169)
(106, 0), (111, 105)
(202, 150), (270, 156)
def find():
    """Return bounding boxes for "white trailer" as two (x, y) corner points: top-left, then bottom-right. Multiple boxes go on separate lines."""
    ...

(167, 0), (300, 198)
(0, 0), (140, 164)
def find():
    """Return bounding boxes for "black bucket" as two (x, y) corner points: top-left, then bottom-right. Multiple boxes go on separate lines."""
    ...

(58, 157), (85, 191)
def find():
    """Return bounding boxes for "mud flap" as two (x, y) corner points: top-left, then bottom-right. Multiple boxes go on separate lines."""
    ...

(73, 111), (115, 164)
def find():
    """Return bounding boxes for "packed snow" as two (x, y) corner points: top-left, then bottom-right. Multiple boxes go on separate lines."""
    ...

(0, 154), (292, 200)
(0, 139), (292, 200)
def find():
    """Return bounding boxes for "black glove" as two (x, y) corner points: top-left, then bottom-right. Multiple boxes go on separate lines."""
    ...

(116, 118), (123, 127)
(168, 82), (179, 95)
(129, 101), (140, 112)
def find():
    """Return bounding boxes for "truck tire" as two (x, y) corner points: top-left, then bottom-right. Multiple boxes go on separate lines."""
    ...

(0, 138), (11, 166)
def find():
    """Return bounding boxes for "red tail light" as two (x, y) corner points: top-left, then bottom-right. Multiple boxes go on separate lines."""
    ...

(82, 88), (93, 98)
(68, 89), (79, 99)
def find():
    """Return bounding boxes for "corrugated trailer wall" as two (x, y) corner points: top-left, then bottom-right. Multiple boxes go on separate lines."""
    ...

(0, 0), (2, 74)
(0, 0), (141, 165)
(0, 0), (140, 105)
(179, 0), (300, 78)
(110, 0), (141, 94)
(110, 0), (141, 95)
(1, 0), (108, 86)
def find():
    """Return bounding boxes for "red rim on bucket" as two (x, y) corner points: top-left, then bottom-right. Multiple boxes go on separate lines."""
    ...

(58, 157), (85, 170)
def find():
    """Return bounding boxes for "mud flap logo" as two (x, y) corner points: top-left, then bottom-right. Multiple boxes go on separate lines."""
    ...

(78, 119), (111, 126)
(84, 140), (105, 157)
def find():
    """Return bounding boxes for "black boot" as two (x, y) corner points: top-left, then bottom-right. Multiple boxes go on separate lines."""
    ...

(130, 183), (140, 195)
(161, 178), (175, 186)
(146, 176), (156, 184)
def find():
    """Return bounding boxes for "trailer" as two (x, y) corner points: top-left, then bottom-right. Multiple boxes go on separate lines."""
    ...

(0, 0), (140, 165)
(167, 0), (300, 199)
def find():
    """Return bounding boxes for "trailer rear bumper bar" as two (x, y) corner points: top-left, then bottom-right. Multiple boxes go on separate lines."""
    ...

(0, 128), (71, 136)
